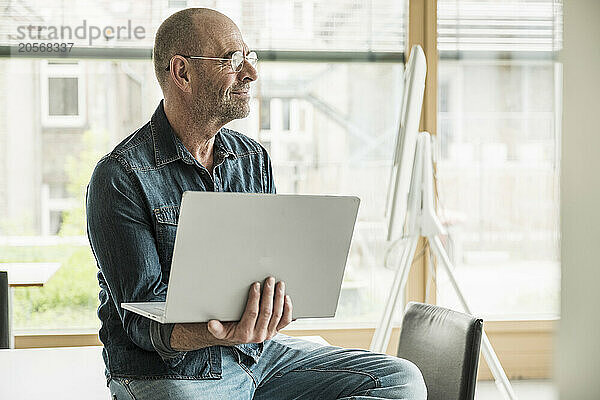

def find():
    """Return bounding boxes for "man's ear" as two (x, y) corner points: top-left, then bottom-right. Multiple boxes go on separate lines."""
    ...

(169, 56), (192, 94)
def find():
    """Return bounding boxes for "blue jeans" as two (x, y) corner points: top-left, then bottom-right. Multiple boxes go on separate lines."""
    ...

(108, 334), (426, 400)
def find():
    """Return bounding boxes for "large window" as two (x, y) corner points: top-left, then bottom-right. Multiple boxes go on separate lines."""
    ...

(0, 0), (407, 333)
(435, 0), (562, 319)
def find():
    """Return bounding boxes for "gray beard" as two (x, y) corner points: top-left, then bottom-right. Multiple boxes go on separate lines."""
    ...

(191, 89), (250, 126)
(218, 89), (250, 121)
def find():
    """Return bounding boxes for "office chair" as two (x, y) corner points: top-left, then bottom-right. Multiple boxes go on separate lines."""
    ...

(397, 302), (483, 400)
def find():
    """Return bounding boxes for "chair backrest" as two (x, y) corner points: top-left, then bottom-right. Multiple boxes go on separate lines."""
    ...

(0, 271), (9, 349)
(397, 302), (483, 400)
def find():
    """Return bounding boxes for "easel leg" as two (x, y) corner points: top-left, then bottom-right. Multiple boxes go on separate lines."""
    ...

(370, 236), (419, 353)
(428, 236), (517, 400)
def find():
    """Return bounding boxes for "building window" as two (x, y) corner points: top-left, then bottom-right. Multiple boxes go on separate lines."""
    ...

(40, 61), (86, 127)
(48, 77), (79, 116)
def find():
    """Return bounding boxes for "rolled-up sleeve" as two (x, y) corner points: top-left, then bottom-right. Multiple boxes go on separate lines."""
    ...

(86, 155), (174, 355)
(149, 320), (185, 361)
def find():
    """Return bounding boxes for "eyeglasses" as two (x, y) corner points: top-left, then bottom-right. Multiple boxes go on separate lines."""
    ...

(165, 50), (258, 73)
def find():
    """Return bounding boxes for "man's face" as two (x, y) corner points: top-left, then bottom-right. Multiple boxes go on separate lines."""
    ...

(190, 26), (258, 124)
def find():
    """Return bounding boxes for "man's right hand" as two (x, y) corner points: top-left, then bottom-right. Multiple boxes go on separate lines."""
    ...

(206, 276), (293, 345)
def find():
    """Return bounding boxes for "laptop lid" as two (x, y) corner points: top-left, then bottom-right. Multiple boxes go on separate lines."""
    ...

(163, 191), (360, 323)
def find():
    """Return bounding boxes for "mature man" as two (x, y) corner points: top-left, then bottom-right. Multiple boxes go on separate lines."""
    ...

(86, 8), (426, 400)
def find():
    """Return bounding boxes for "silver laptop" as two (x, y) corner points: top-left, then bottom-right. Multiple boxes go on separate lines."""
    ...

(122, 191), (360, 323)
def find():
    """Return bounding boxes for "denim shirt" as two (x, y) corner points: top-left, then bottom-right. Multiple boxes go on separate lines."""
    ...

(86, 101), (275, 383)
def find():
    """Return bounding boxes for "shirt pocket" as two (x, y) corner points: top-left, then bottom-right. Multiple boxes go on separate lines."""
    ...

(153, 205), (180, 280)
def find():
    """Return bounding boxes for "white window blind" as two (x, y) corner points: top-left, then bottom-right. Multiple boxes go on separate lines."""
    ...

(438, 0), (563, 55)
(1, 0), (406, 53)
(240, 0), (406, 52)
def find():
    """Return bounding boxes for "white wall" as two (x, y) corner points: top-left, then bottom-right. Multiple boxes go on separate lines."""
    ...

(558, 1), (600, 398)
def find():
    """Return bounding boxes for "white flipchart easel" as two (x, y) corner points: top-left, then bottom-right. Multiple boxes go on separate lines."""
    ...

(370, 131), (518, 400)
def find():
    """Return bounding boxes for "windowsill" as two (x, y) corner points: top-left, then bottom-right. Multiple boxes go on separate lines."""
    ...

(12, 316), (559, 337)
(11, 322), (391, 336)
(13, 328), (100, 336)
(284, 319), (396, 330)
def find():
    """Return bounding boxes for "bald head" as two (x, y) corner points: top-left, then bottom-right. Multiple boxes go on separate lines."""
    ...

(153, 8), (240, 90)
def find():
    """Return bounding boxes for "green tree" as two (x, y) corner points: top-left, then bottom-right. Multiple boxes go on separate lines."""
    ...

(60, 130), (109, 236)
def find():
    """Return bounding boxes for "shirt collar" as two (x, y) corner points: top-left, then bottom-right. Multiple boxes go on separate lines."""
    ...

(149, 100), (236, 167)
